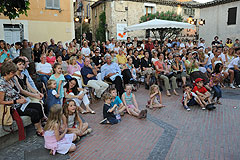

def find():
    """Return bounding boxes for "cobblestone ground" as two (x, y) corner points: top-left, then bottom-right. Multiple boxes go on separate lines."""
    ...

(0, 87), (240, 160)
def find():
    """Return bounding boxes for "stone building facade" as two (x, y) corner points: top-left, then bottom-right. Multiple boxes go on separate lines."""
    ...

(0, 0), (75, 44)
(91, 0), (200, 41)
(199, 0), (240, 46)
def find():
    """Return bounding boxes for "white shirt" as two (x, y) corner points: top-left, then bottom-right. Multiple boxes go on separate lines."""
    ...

(204, 54), (211, 66)
(198, 43), (206, 49)
(108, 43), (115, 51)
(180, 43), (185, 48)
(36, 62), (52, 74)
(81, 47), (91, 57)
(228, 57), (240, 69)
(220, 53), (227, 62)
(206, 52), (214, 66)
(10, 46), (20, 59)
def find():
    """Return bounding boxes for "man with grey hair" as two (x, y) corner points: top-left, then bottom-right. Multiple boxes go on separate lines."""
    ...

(101, 54), (124, 96)
(81, 57), (109, 98)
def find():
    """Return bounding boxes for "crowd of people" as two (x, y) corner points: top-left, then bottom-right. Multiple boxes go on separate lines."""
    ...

(0, 35), (240, 154)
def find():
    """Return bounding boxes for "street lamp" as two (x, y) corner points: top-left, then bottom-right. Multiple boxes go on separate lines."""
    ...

(188, 17), (205, 40)
(75, 1), (83, 47)
(74, 17), (80, 22)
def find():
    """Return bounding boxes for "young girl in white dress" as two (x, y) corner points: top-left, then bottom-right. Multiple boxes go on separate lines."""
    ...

(44, 104), (76, 155)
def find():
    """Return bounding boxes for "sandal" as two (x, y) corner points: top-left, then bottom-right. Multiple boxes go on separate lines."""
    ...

(49, 150), (53, 155)
(216, 101), (222, 105)
(86, 110), (96, 114)
(90, 111), (96, 114)
(81, 110), (87, 114)
(86, 128), (92, 134)
(173, 90), (179, 96)
(36, 130), (44, 137)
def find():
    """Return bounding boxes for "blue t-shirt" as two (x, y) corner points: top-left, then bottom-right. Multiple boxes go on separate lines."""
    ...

(49, 74), (65, 99)
(111, 96), (122, 107)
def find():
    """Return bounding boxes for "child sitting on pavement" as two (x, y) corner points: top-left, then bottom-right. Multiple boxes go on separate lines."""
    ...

(192, 78), (211, 110)
(62, 100), (92, 139)
(121, 84), (147, 119)
(100, 93), (121, 124)
(147, 84), (166, 109)
(209, 63), (224, 104)
(182, 84), (205, 111)
(109, 88), (127, 115)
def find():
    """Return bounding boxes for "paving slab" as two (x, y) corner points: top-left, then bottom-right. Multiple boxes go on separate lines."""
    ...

(0, 86), (240, 160)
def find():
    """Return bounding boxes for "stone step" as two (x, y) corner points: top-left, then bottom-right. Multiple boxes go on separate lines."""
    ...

(0, 116), (32, 149)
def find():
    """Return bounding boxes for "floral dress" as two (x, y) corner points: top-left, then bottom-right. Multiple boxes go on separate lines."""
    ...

(0, 77), (21, 109)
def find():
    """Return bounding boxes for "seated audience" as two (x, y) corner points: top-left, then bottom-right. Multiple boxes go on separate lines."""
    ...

(101, 54), (124, 96)
(155, 53), (178, 96)
(63, 78), (95, 114)
(36, 53), (52, 87)
(81, 57), (109, 98)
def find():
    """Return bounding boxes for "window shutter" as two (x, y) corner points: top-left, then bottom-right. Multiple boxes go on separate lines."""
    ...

(54, 0), (60, 9)
(227, 7), (237, 25)
(46, 0), (53, 8)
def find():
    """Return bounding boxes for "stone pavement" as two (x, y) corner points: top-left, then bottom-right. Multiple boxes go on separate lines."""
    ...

(0, 87), (240, 160)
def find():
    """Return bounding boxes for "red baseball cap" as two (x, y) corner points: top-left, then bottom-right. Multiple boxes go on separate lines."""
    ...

(194, 78), (204, 83)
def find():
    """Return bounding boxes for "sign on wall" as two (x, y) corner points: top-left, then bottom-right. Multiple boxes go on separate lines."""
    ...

(117, 23), (127, 40)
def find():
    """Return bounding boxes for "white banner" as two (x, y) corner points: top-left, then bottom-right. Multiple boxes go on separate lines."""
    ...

(117, 23), (127, 40)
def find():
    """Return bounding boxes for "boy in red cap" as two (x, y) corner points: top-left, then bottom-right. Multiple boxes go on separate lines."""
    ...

(192, 78), (211, 110)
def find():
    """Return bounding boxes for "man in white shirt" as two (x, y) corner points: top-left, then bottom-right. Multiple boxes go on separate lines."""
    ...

(108, 38), (115, 51)
(10, 42), (21, 59)
(36, 53), (52, 87)
(198, 39), (206, 49)
(228, 48), (240, 88)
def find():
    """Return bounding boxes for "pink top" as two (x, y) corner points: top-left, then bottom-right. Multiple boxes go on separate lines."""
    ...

(67, 64), (81, 75)
(44, 130), (75, 155)
(44, 130), (58, 155)
(46, 56), (56, 65)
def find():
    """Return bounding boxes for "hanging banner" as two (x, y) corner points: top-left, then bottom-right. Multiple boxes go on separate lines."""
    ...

(117, 23), (127, 40)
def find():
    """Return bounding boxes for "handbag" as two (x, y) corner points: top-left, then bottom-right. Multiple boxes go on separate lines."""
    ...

(165, 72), (176, 79)
(0, 104), (13, 132)
(0, 104), (13, 126)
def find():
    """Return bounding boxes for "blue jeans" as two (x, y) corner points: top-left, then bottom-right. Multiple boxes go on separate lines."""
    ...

(212, 85), (222, 98)
(39, 74), (50, 87)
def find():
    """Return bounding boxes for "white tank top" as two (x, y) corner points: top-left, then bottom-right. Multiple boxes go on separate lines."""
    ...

(68, 114), (75, 128)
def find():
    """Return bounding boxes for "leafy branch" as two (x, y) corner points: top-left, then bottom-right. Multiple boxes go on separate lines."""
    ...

(0, 0), (30, 19)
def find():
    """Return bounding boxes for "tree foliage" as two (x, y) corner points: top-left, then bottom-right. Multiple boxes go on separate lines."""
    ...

(96, 12), (106, 42)
(0, 0), (30, 19)
(139, 11), (184, 43)
(140, 11), (183, 23)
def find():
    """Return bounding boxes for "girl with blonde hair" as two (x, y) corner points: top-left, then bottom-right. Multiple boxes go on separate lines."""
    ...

(147, 84), (166, 109)
(44, 104), (77, 155)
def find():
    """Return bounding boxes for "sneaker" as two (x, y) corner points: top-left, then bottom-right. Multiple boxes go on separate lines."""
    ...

(120, 112), (125, 116)
(238, 85), (240, 88)
(202, 107), (206, 110)
(184, 105), (191, 111)
(99, 118), (108, 124)
(142, 109), (148, 118)
(138, 110), (144, 119)
(230, 84), (236, 89)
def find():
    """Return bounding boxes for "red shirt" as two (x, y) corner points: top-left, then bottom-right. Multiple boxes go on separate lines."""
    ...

(145, 43), (154, 52)
(192, 86), (208, 94)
